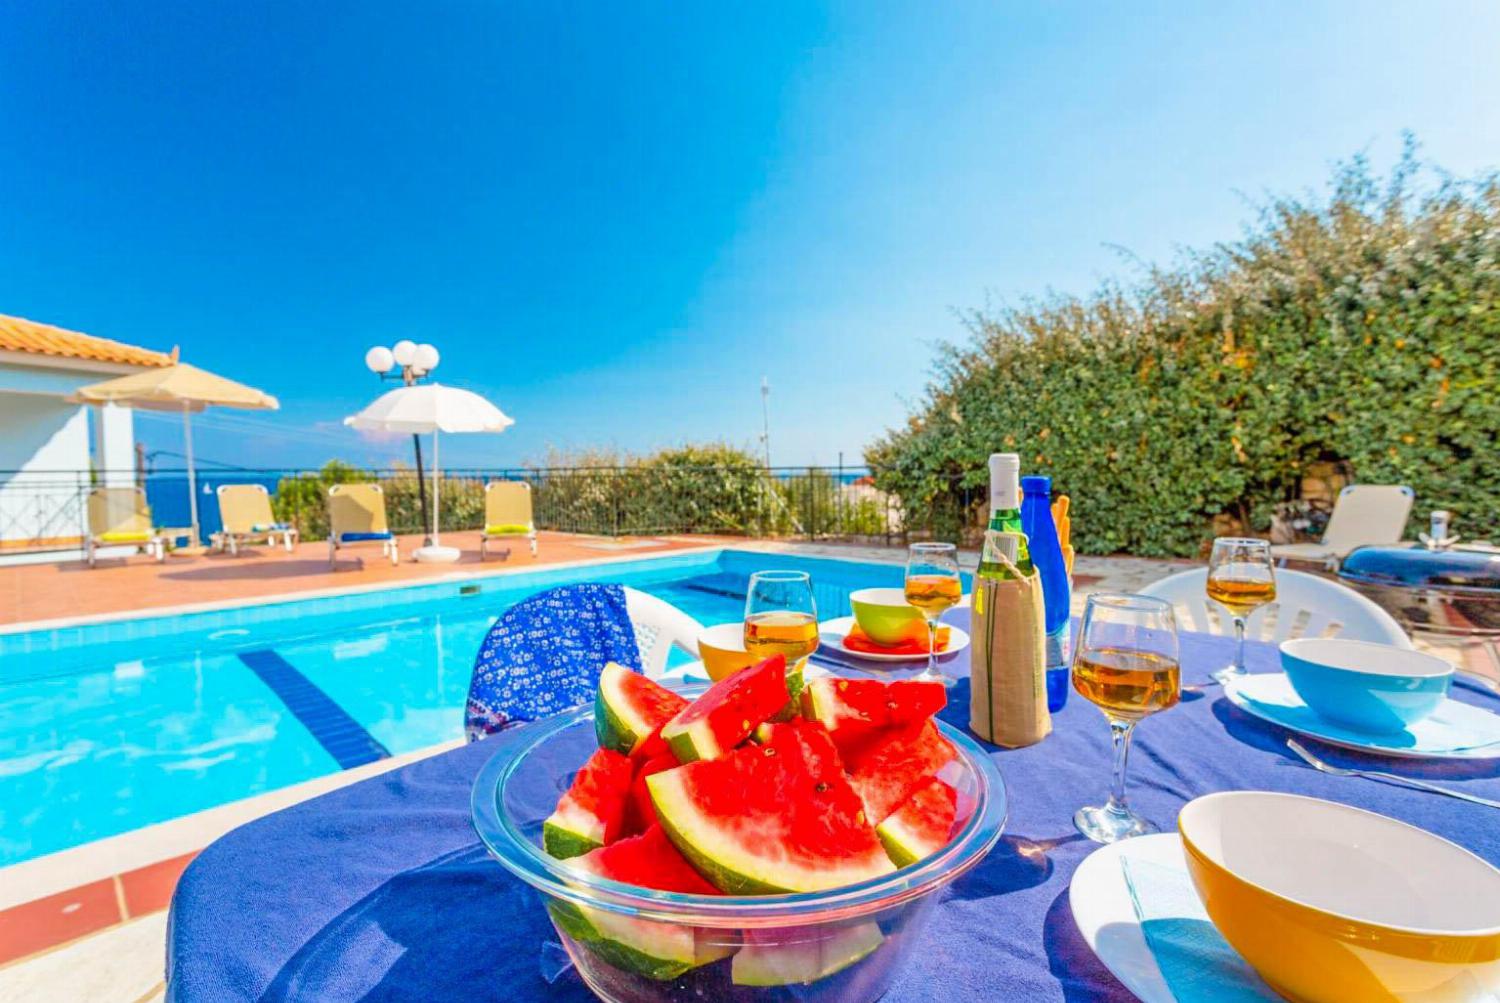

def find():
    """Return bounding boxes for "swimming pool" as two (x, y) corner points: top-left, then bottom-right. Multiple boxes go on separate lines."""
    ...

(0, 549), (916, 865)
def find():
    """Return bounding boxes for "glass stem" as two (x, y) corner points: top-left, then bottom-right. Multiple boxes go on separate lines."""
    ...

(1106, 720), (1137, 816)
(1233, 615), (1247, 674)
(926, 618), (939, 678)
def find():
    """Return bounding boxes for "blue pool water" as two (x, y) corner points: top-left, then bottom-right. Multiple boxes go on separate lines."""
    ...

(0, 549), (917, 865)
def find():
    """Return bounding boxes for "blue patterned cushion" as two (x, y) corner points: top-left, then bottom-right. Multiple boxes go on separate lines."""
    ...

(338, 531), (393, 543)
(464, 583), (642, 741)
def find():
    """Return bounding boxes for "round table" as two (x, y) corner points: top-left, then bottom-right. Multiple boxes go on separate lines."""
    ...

(165, 615), (1500, 1002)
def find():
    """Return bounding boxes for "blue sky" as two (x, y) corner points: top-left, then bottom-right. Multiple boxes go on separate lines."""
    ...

(4, 2), (1499, 471)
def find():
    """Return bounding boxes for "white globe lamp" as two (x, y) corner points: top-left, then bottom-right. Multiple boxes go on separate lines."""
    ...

(413, 343), (440, 373)
(364, 345), (395, 374)
(392, 339), (418, 367)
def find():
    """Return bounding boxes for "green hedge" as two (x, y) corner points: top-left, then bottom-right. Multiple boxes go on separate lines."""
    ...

(866, 147), (1500, 557)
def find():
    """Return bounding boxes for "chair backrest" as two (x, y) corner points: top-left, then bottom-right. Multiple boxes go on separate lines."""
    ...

(327, 483), (389, 537)
(465, 583), (645, 740)
(623, 586), (705, 679)
(217, 484), (275, 534)
(88, 486), (151, 537)
(484, 480), (534, 529)
(1139, 567), (1413, 648)
(1320, 485), (1414, 556)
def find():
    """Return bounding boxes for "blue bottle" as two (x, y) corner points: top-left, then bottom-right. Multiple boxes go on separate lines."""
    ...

(1021, 475), (1071, 711)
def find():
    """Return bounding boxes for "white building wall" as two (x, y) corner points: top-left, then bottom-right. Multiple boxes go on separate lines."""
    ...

(91, 403), (137, 486)
(0, 394), (93, 547)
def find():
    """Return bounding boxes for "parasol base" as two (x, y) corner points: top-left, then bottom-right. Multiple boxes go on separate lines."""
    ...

(413, 545), (461, 564)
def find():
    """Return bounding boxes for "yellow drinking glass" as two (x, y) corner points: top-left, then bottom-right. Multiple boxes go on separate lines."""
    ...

(905, 542), (962, 687)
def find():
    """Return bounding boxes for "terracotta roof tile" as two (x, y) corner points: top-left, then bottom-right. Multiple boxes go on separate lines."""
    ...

(0, 313), (173, 368)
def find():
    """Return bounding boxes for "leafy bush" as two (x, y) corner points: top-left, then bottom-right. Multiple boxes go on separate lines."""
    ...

(866, 144), (1500, 556)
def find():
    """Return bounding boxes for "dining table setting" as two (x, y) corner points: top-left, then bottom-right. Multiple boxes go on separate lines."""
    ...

(164, 575), (1500, 995)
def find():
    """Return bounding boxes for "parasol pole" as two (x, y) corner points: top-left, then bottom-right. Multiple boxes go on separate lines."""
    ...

(431, 428), (442, 546)
(183, 400), (200, 546)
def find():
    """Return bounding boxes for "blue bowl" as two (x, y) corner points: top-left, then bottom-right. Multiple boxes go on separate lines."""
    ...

(1279, 638), (1454, 735)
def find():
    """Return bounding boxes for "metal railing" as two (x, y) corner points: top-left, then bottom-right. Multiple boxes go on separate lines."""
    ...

(0, 465), (982, 552)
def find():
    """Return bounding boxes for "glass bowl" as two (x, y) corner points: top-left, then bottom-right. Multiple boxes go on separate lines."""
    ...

(471, 702), (1007, 1003)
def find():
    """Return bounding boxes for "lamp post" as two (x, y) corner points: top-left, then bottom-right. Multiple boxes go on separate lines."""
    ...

(364, 340), (441, 545)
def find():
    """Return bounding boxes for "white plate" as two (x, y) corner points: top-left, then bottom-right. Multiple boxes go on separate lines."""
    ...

(818, 614), (971, 663)
(1223, 673), (1500, 760)
(1071, 833), (1279, 1003)
(1070, 833), (1180, 1003)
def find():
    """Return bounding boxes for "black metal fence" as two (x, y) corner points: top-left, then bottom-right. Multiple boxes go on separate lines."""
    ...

(0, 465), (985, 551)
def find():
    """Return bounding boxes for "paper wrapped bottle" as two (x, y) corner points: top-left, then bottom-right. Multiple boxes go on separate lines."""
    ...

(969, 530), (1052, 747)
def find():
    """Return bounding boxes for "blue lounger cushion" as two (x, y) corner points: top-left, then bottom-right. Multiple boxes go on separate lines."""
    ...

(338, 531), (394, 543)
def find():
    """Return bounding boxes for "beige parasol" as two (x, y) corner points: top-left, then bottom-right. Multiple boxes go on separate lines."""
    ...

(70, 362), (279, 546)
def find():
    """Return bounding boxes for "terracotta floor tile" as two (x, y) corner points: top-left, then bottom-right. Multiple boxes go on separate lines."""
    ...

(119, 852), (198, 919)
(0, 879), (122, 965)
(1, 532), (736, 627)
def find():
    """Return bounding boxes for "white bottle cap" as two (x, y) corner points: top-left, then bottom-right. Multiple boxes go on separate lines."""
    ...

(989, 452), (1021, 511)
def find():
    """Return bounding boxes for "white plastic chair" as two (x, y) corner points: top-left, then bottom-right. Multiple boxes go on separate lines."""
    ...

(1139, 567), (1413, 649)
(1270, 484), (1414, 569)
(623, 586), (705, 679)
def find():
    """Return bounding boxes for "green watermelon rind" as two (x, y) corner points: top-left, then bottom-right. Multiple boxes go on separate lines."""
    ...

(546, 900), (701, 982)
(543, 798), (607, 860)
(663, 717), (723, 764)
(875, 813), (929, 869)
(767, 659), (806, 723)
(647, 768), (895, 895)
(595, 663), (681, 756)
(730, 922), (885, 986)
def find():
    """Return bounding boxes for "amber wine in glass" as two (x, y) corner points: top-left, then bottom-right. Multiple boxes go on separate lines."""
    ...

(1072, 592), (1180, 844)
(743, 571), (819, 668)
(905, 542), (962, 687)
(1207, 537), (1276, 682)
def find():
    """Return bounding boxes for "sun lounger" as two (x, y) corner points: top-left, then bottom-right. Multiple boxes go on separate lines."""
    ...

(327, 483), (399, 567)
(1269, 484), (1415, 570)
(84, 486), (166, 567)
(212, 484), (299, 555)
(480, 480), (538, 560)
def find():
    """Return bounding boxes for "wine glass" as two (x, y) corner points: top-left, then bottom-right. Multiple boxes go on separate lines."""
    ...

(1072, 592), (1180, 844)
(743, 571), (819, 668)
(1206, 537), (1276, 683)
(904, 542), (962, 686)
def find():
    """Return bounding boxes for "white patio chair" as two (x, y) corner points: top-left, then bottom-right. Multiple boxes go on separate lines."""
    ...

(1139, 567), (1413, 648)
(623, 586), (705, 679)
(1269, 484), (1414, 570)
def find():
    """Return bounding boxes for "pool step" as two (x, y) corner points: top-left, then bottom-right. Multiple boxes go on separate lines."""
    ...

(238, 649), (391, 769)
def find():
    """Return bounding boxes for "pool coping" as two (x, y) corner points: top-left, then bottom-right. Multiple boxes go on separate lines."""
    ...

(0, 738), (463, 966)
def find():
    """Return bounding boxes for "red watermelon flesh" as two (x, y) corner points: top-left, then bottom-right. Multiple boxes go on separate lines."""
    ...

(845, 719), (957, 825)
(648, 718), (895, 894)
(622, 752), (679, 836)
(800, 678), (947, 754)
(659, 654), (790, 762)
(574, 823), (722, 896)
(875, 776), (959, 869)
(543, 748), (633, 859)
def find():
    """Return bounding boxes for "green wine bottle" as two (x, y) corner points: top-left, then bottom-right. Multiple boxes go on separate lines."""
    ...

(976, 452), (1032, 580)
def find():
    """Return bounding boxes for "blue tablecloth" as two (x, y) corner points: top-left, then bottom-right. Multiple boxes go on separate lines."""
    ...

(166, 617), (1500, 1002)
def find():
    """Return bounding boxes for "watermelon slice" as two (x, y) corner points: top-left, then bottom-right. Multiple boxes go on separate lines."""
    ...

(659, 655), (790, 763)
(595, 662), (688, 757)
(548, 825), (734, 981)
(801, 677), (947, 753)
(876, 776), (959, 868)
(648, 719), (895, 894)
(767, 658), (807, 723)
(731, 923), (884, 986)
(622, 752), (678, 836)
(543, 748), (633, 859)
(845, 719), (957, 826)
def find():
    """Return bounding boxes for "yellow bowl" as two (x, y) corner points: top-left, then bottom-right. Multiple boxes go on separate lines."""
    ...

(695, 623), (760, 682)
(1179, 791), (1500, 1002)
